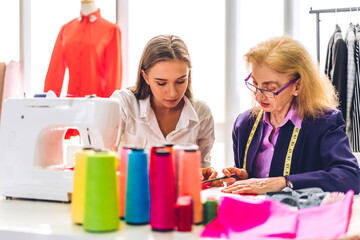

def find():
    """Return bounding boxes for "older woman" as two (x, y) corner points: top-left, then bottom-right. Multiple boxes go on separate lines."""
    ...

(222, 36), (360, 195)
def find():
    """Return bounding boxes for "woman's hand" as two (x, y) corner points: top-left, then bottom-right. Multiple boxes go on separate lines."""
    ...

(221, 176), (287, 195)
(201, 167), (223, 187)
(222, 167), (249, 186)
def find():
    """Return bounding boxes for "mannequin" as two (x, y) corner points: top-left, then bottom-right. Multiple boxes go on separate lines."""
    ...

(44, 0), (122, 140)
(44, 0), (122, 98)
(81, 0), (98, 16)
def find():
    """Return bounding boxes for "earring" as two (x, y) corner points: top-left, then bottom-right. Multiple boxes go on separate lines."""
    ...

(294, 93), (298, 96)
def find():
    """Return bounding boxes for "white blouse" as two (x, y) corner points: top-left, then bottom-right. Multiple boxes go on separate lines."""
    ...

(110, 89), (215, 167)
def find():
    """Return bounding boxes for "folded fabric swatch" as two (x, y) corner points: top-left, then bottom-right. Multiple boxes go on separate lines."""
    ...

(296, 190), (354, 239)
(201, 190), (354, 239)
(265, 187), (329, 209)
(201, 195), (297, 239)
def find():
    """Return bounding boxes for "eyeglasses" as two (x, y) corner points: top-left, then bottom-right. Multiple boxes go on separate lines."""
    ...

(244, 73), (299, 98)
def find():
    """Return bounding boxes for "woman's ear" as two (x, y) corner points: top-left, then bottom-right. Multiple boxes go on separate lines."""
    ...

(142, 70), (150, 85)
(293, 79), (300, 96)
(295, 79), (300, 91)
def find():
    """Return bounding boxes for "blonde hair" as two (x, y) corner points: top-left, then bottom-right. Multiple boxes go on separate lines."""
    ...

(244, 36), (339, 120)
(130, 35), (193, 100)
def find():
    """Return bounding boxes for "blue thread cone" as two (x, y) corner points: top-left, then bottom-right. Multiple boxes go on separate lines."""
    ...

(125, 148), (150, 224)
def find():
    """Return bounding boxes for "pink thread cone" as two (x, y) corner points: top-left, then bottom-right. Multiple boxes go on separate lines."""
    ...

(149, 149), (176, 231)
(178, 148), (203, 224)
(173, 144), (199, 199)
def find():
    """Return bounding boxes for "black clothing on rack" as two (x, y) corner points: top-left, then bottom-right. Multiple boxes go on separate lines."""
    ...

(325, 25), (348, 121)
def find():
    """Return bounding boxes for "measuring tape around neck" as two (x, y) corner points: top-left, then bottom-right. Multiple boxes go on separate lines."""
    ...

(243, 109), (300, 176)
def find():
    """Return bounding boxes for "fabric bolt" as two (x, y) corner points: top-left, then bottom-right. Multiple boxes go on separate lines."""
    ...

(44, 9), (122, 98)
(351, 25), (360, 152)
(345, 23), (356, 137)
(201, 190), (354, 239)
(110, 89), (215, 167)
(254, 104), (302, 178)
(325, 25), (348, 120)
(232, 108), (360, 193)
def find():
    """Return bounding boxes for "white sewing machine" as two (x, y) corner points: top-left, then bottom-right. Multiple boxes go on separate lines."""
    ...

(0, 95), (120, 202)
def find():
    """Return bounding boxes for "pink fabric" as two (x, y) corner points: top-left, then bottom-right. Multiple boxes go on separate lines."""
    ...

(201, 190), (354, 239)
(296, 190), (354, 239)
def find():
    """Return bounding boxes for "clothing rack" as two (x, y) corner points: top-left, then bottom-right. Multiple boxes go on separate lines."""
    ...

(309, 7), (360, 62)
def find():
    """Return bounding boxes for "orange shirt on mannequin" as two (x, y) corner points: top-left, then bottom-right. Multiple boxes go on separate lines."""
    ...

(44, 9), (122, 98)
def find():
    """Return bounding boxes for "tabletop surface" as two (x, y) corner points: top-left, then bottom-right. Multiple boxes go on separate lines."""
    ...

(0, 189), (359, 240)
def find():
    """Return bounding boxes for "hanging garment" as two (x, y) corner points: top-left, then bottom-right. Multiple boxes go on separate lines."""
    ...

(201, 190), (354, 239)
(325, 25), (348, 121)
(351, 25), (360, 152)
(44, 9), (122, 98)
(345, 23), (356, 138)
(2, 61), (23, 100)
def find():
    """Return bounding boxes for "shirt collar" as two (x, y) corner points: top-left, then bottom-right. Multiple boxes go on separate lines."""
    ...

(263, 103), (302, 129)
(139, 95), (199, 124)
(78, 8), (100, 22)
(180, 97), (199, 123)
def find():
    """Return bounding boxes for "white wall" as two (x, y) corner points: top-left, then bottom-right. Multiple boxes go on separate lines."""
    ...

(1, 0), (359, 171)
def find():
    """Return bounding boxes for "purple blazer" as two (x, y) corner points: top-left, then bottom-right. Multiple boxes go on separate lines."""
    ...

(232, 108), (360, 193)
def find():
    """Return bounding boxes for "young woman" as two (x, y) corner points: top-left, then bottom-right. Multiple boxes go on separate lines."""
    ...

(111, 35), (219, 183)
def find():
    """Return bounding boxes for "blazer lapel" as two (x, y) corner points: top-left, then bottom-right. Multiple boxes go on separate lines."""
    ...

(269, 121), (296, 177)
(246, 121), (264, 177)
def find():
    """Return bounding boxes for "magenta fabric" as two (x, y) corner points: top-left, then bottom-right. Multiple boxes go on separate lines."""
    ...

(201, 190), (354, 239)
(296, 190), (354, 239)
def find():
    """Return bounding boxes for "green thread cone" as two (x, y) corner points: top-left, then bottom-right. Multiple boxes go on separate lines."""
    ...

(203, 199), (219, 226)
(83, 151), (119, 232)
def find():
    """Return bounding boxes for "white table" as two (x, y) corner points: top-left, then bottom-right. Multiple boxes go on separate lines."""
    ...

(0, 190), (359, 240)
(0, 196), (208, 240)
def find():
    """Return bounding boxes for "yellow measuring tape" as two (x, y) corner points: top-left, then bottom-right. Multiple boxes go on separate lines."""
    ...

(243, 109), (300, 176)
(243, 110), (264, 171)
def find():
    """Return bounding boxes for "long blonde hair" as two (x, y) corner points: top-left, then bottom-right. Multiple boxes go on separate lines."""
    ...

(130, 35), (193, 100)
(244, 36), (339, 119)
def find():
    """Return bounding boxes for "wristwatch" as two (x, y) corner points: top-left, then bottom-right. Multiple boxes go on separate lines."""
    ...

(284, 177), (293, 188)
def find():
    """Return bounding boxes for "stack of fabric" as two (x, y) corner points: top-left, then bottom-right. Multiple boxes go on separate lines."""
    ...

(201, 190), (354, 239)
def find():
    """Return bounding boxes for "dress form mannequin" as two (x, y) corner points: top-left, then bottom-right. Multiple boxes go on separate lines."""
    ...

(45, 0), (122, 98)
(81, 0), (98, 16)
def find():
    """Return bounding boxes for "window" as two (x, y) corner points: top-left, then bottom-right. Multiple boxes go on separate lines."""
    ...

(0, 1), (19, 62)
(127, 0), (226, 170)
